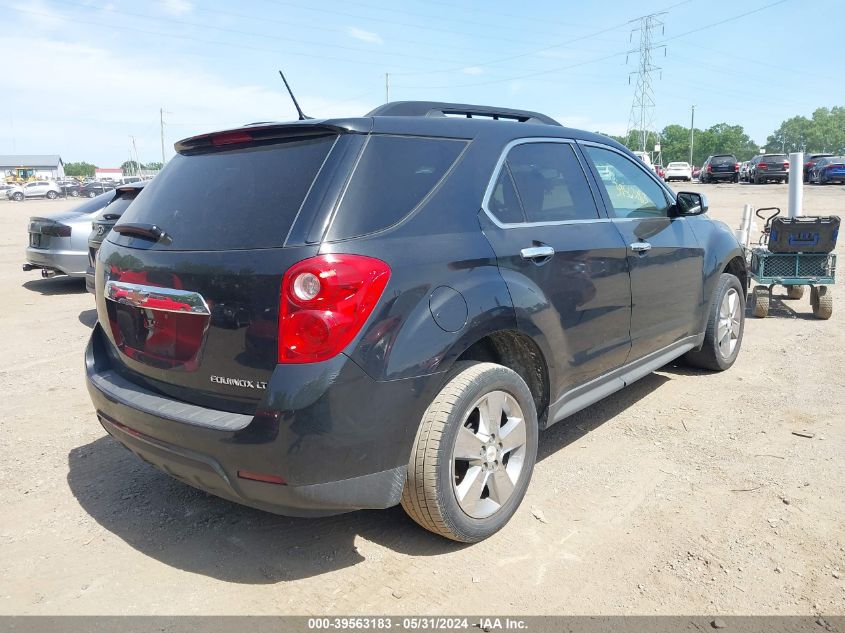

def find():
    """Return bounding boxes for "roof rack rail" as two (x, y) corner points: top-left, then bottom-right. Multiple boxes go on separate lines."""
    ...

(366, 101), (561, 126)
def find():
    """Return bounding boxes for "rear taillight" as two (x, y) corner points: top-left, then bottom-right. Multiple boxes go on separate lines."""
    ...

(783, 161), (789, 169)
(734, 163), (740, 171)
(41, 223), (71, 237)
(758, 163), (768, 170)
(278, 254), (391, 363)
(707, 165), (713, 172)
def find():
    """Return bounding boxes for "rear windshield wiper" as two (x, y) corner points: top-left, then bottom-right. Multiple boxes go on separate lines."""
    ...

(113, 223), (170, 243)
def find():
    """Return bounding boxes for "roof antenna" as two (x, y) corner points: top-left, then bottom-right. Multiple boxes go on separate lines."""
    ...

(278, 70), (311, 120)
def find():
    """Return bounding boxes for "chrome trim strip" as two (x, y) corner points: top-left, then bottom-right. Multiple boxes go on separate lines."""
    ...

(104, 280), (210, 315)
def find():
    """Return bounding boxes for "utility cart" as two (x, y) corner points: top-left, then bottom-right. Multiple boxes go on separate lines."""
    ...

(747, 208), (838, 320)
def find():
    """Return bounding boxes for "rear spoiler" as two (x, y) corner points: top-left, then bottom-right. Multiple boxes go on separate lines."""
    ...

(175, 120), (372, 154)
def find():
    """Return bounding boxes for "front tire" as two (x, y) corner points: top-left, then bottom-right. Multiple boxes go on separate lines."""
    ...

(13, 192), (23, 201)
(401, 361), (538, 542)
(88, 191), (97, 198)
(684, 273), (745, 371)
(46, 191), (58, 199)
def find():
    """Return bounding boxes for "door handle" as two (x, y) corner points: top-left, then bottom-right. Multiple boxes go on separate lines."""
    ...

(630, 241), (652, 254)
(520, 245), (555, 261)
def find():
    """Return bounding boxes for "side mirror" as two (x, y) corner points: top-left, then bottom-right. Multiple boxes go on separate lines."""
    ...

(674, 191), (708, 216)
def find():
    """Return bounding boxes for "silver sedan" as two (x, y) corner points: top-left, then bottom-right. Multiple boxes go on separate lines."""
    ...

(23, 192), (115, 278)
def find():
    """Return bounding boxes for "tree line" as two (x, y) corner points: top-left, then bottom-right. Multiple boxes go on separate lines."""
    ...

(603, 106), (844, 166)
(63, 160), (163, 177)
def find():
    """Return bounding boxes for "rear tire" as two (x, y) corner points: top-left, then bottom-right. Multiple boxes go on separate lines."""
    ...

(751, 286), (770, 318)
(401, 361), (538, 542)
(88, 191), (97, 198)
(46, 191), (58, 199)
(785, 285), (804, 300)
(13, 192), (23, 201)
(71, 190), (79, 197)
(684, 273), (745, 371)
(811, 286), (832, 320)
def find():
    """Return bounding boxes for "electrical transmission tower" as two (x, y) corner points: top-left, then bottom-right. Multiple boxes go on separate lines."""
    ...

(626, 13), (666, 156)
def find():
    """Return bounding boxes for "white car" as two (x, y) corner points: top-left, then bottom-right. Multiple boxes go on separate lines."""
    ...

(6, 181), (62, 201)
(664, 161), (693, 182)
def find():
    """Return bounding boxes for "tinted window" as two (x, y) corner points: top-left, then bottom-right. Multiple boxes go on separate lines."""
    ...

(503, 143), (598, 222)
(711, 155), (737, 164)
(99, 191), (140, 219)
(585, 146), (671, 219)
(329, 135), (466, 239)
(762, 154), (787, 161)
(488, 166), (525, 224)
(118, 134), (336, 250)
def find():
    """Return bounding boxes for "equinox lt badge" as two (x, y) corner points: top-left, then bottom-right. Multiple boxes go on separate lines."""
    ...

(210, 375), (267, 390)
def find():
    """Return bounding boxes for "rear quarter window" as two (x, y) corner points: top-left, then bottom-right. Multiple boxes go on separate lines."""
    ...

(327, 135), (467, 240)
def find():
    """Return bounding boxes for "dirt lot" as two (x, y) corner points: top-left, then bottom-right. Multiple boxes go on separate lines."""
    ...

(0, 183), (843, 615)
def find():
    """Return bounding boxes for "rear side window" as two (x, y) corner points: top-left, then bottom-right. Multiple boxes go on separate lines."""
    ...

(504, 143), (598, 223)
(328, 135), (466, 239)
(117, 134), (336, 250)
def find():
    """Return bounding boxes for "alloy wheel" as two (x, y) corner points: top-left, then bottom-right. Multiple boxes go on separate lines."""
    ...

(451, 390), (527, 519)
(717, 288), (741, 358)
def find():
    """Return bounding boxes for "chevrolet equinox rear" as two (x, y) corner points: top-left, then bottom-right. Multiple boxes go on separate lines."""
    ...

(87, 101), (747, 542)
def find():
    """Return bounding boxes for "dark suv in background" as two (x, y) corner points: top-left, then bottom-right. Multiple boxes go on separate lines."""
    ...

(700, 154), (740, 183)
(85, 181), (146, 293)
(86, 101), (747, 542)
(749, 153), (790, 184)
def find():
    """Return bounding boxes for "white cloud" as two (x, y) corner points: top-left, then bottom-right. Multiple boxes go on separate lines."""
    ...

(159, 0), (193, 15)
(0, 36), (375, 165)
(11, 0), (63, 30)
(347, 27), (383, 45)
(461, 66), (484, 76)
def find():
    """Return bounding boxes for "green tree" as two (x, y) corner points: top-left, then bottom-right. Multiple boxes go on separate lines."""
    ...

(64, 161), (96, 177)
(143, 161), (163, 171)
(766, 107), (845, 154)
(121, 160), (141, 175)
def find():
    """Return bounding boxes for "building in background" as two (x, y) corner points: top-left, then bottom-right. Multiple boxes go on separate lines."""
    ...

(0, 155), (64, 183)
(94, 167), (122, 181)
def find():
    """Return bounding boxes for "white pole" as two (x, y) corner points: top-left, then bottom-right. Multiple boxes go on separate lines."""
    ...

(788, 152), (803, 218)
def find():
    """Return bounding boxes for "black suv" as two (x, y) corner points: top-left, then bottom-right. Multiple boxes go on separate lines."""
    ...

(749, 153), (790, 184)
(700, 154), (740, 183)
(85, 182), (146, 293)
(86, 101), (747, 542)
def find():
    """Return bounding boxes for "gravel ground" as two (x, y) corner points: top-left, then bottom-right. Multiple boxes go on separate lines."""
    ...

(0, 182), (843, 615)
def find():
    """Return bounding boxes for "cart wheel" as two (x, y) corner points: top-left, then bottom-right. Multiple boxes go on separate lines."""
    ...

(785, 285), (805, 300)
(811, 286), (832, 320)
(752, 286), (770, 318)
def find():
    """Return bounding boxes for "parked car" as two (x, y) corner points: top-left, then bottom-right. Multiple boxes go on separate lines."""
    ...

(738, 161), (751, 182)
(86, 101), (747, 542)
(809, 156), (845, 184)
(79, 182), (115, 198)
(664, 161), (692, 182)
(748, 153), (789, 184)
(85, 182), (147, 292)
(700, 154), (740, 183)
(6, 180), (62, 201)
(653, 164), (665, 180)
(59, 183), (81, 197)
(23, 191), (116, 278)
(692, 166), (701, 180)
(803, 153), (835, 182)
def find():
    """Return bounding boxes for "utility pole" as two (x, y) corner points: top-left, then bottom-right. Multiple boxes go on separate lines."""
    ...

(384, 73), (390, 104)
(689, 105), (695, 165)
(625, 12), (666, 154)
(160, 108), (166, 166)
(130, 135), (141, 175)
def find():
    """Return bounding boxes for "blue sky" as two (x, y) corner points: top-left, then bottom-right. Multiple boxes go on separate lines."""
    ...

(1, 0), (841, 166)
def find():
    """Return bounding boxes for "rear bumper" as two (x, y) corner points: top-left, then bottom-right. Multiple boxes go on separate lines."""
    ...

(707, 171), (738, 180)
(85, 324), (440, 516)
(25, 246), (87, 277)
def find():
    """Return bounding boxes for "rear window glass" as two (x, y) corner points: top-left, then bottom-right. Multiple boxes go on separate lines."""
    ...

(711, 155), (737, 164)
(328, 135), (466, 240)
(762, 155), (787, 161)
(116, 134), (336, 250)
(99, 191), (140, 219)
